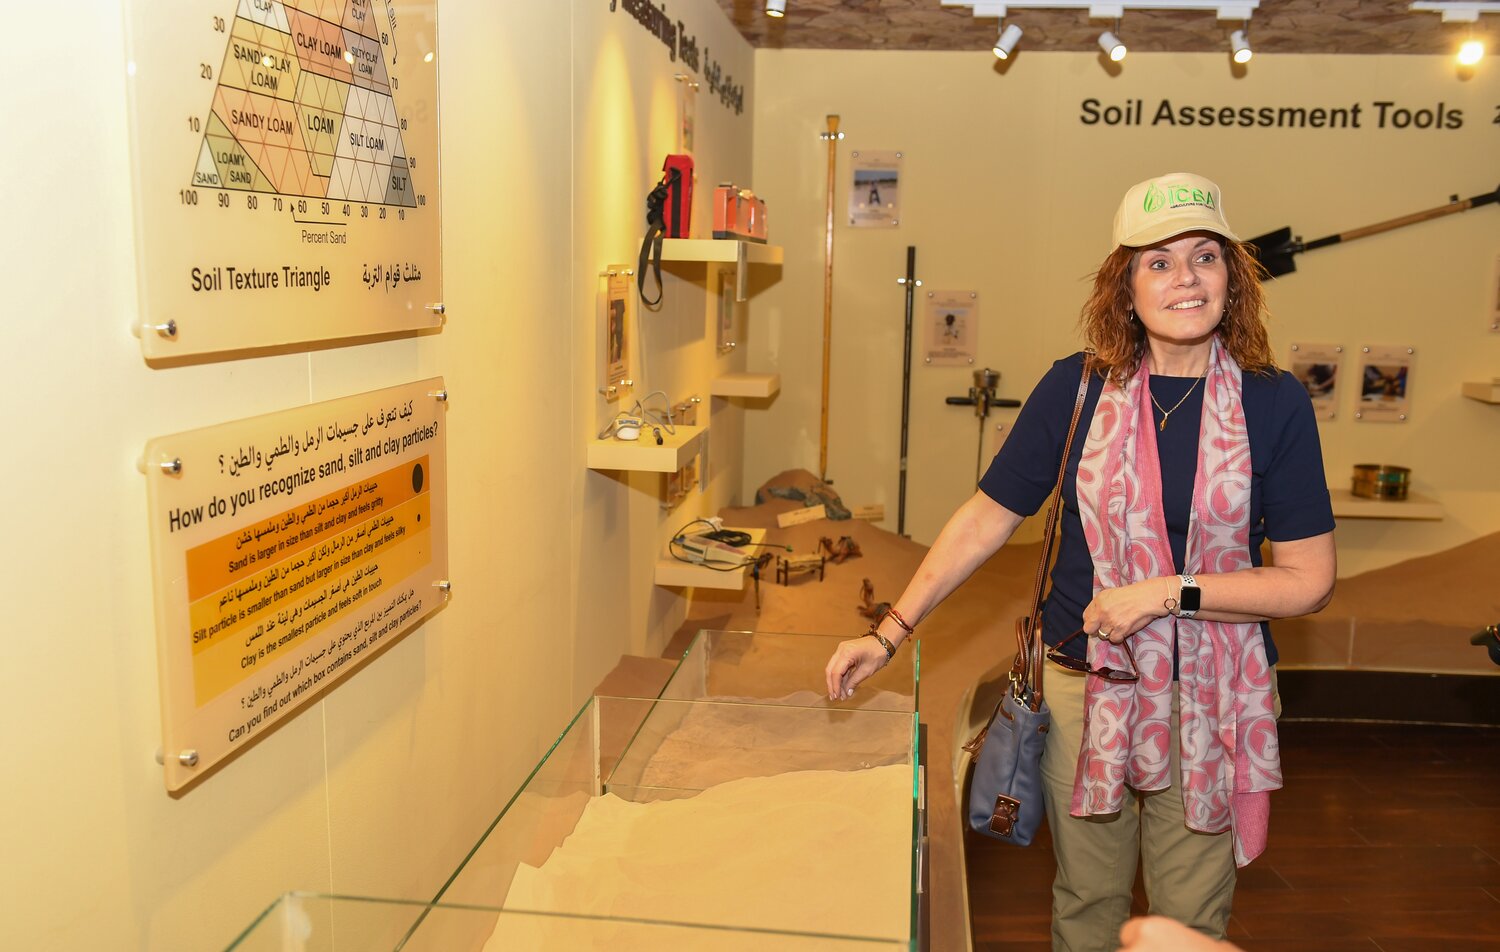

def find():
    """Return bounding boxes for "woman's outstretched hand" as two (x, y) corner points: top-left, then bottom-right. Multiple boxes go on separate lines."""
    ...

(1118, 916), (1241, 951)
(824, 636), (890, 700)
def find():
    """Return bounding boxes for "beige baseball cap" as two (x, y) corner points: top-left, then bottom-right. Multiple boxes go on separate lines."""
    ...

(1112, 172), (1238, 248)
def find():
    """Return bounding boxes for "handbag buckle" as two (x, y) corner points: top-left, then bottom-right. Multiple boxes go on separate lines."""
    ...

(989, 794), (1021, 837)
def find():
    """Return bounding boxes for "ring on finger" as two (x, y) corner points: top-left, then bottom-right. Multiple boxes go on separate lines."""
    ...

(1097, 629), (1111, 640)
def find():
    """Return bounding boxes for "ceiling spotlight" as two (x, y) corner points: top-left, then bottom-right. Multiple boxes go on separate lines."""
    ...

(766, 0), (785, 17)
(1230, 28), (1253, 63)
(1457, 38), (1485, 65)
(993, 23), (1023, 59)
(1098, 29), (1127, 61)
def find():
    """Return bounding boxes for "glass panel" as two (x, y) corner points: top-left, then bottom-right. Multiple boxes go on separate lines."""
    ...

(226, 893), (908, 950)
(228, 632), (922, 949)
(433, 696), (916, 945)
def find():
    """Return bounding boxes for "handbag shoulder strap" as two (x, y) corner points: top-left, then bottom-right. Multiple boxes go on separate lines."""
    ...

(637, 171), (676, 306)
(1018, 358), (1091, 708)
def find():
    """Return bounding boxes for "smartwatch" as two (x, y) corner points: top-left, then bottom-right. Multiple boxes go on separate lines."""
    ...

(1177, 575), (1200, 619)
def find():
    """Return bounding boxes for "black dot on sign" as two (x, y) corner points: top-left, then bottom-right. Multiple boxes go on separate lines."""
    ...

(411, 463), (424, 493)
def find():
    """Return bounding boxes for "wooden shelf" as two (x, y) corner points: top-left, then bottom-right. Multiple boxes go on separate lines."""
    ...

(1328, 488), (1442, 521)
(710, 372), (781, 399)
(654, 527), (768, 590)
(1461, 381), (1500, 404)
(587, 425), (705, 474)
(660, 238), (783, 266)
(660, 239), (782, 302)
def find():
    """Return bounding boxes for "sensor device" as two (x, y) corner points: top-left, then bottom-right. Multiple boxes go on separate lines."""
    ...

(675, 533), (749, 566)
(613, 416), (644, 441)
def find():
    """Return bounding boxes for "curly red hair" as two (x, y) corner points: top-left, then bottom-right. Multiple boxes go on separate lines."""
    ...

(1079, 238), (1276, 387)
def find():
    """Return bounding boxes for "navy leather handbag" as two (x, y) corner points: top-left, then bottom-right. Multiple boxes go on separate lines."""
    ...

(965, 362), (1088, 843)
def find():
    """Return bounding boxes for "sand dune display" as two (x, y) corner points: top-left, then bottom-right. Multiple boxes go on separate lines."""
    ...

(659, 470), (1498, 950)
(483, 766), (912, 949)
(476, 692), (916, 950)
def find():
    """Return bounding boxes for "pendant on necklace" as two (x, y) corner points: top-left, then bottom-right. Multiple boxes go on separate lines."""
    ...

(1159, 417), (1168, 432)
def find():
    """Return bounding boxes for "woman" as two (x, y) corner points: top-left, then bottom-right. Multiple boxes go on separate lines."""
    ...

(825, 173), (1335, 950)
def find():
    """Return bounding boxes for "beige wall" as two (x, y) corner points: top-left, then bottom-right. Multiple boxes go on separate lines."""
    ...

(746, 50), (1499, 578)
(1, 1), (751, 948)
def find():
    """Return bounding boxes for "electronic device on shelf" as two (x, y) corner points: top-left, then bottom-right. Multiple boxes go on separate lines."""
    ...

(675, 533), (750, 566)
(712, 184), (768, 243)
(613, 416), (643, 441)
(702, 528), (752, 546)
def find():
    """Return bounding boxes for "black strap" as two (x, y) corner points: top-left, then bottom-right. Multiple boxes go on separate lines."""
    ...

(637, 170), (678, 306)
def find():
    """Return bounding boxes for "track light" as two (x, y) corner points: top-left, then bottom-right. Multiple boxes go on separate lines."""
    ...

(1230, 28), (1252, 63)
(766, 0), (785, 17)
(993, 23), (1023, 59)
(1458, 38), (1485, 65)
(1098, 29), (1127, 61)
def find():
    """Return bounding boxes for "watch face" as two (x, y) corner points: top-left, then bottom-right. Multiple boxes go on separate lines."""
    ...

(1180, 584), (1202, 613)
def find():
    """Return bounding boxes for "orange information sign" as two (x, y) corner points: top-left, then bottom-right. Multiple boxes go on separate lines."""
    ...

(143, 379), (448, 791)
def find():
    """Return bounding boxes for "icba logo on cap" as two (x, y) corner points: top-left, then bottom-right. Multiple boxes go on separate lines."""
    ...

(1145, 180), (1216, 213)
(1144, 182), (1166, 213)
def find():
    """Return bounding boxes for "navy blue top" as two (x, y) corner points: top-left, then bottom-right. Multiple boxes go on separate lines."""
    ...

(979, 352), (1336, 666)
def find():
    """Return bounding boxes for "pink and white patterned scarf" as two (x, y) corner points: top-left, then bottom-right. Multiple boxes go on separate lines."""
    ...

(1071, 338), (1281, 867)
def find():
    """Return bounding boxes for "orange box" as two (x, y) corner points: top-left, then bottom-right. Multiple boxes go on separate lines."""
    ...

(712, 185), (768, 243)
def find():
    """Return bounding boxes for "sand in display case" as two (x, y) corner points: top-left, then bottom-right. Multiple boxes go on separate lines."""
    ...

(226, 631), (922, 950)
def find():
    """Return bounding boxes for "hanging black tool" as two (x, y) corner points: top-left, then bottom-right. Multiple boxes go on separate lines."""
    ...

(896, 246), (919, 536)
(1471, 623), (1500, 668)
(1249, 184), (1498, 278)
(946, 368), (1020, 486)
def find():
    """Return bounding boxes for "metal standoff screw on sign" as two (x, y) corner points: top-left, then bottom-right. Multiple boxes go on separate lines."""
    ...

(434, 580), (452, 596)
(157, 748), (199, 768)
(148, 320), (178, 339)
(160, 457), (183, 476)
(425, 303), (445, 315)
(428, 389), (448, 402)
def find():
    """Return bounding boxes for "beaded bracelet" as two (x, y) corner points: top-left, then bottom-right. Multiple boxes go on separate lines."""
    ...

(865, 625), (897, 660)
(884, 607), (915, 635)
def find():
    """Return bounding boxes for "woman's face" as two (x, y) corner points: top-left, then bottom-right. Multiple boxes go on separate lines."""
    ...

(1127, 231), (1228, 350)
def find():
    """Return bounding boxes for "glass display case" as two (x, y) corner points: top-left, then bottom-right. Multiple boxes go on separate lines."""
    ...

(227, 631), (922, 950)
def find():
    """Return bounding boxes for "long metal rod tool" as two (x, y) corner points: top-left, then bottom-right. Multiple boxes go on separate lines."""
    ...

(818, 115), (840, 481)
(898, 246), (917, 536)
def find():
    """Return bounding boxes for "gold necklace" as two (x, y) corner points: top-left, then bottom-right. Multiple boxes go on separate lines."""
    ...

(1150, 369), (1208, 431)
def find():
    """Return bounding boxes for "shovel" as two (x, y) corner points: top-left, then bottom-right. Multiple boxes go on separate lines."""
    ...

(1249, 184), (1498, 277)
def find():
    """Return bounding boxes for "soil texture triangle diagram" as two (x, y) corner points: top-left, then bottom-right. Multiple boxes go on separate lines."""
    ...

(193, 0), (416, 207)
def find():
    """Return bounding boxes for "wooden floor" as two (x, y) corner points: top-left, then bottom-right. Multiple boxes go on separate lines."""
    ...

(966, 721), (1500, 951)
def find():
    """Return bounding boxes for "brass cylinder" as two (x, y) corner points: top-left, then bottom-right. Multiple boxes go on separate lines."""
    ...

(1351, 464), (1410, 500)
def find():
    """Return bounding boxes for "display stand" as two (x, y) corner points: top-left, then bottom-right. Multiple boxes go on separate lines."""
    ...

(1461, 381), (1500, 404)
(654, 527), (768, 590)
(710, 372), (781, 399)
(587, 425), (706, 473)
(661, 238), (782, 301)
(1328, 488), (1443, 520)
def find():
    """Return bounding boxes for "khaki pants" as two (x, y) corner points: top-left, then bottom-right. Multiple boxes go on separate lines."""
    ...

(1040, 666), (1243, 952)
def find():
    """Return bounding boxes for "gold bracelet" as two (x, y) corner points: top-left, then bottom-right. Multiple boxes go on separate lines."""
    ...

(865, 626), (897, 659)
